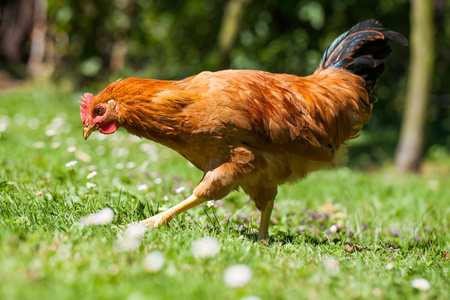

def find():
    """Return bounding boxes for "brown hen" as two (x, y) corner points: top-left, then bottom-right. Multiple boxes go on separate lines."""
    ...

(80, 20), (407, 239)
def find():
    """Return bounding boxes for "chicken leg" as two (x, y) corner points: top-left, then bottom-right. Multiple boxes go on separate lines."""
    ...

(139, 160), (236, 228)
(139, 194), (207, 228)
(258, 199), (274, 240)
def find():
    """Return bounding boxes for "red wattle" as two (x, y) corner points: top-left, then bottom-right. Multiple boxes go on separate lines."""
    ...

(99, 122), (117, 134)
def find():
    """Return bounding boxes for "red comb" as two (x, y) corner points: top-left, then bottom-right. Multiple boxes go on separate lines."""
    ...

(80, 93), (94, 126)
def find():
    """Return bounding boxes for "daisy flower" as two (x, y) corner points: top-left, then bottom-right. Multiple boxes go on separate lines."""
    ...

(329, 224), (338, 233)
(116, 236), (141, 252)
(126, 161), (136, 169)
(66, 146), (77, 153)
(0, 115), (10, 132)
(87, 171), (97, 179)
(240, 296), (261, 300)
(125, 223), (147, 239)
(51, 141), (61, 149)
(65, 160), (77, 167)
(86, 183), (96, 189)
(175, 186), (185, 194)
(115, 224), (147, 252)
(223, 264), (252, 288)
(45, 129), (57, 136)
(191, 237), (220, 259)
(81, 207), (114, 226)
(411, 278), (431, 291)
(143, 250), (165, 273)
(137, 184), (148, 191)
(206, 200), (215, 208)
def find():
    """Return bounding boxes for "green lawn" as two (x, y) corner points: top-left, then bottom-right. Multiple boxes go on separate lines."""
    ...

(0, 84), (449, 299)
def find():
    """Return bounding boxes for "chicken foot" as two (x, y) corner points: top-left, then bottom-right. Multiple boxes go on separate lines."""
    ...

(139, 194), (207, 228)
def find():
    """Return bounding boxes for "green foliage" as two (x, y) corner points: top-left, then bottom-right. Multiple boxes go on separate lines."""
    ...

(0, 84), (449, 299)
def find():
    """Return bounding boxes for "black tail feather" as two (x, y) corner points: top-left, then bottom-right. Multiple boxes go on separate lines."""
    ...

(318, 20), (408, 93)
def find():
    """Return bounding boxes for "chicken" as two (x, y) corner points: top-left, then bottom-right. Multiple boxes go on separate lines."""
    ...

(80, 20), (407, 239)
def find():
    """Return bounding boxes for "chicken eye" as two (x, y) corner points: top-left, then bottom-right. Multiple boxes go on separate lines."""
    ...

(94, 107), (104, 115)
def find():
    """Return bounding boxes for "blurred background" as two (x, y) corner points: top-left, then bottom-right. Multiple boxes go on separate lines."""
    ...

(0, 0), (448, 172)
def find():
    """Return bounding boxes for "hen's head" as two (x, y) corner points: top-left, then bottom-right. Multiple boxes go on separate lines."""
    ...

(80, 91), (119, 140)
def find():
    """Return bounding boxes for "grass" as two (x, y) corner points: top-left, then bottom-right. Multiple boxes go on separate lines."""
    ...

(0, 83), (449, 300)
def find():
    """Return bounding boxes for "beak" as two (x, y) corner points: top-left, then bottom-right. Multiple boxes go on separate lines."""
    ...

(83, 123), (97, 140)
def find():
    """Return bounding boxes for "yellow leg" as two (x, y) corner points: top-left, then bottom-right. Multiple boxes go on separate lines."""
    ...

(258, 199), (274, 240)
(139, 194), (207, 228)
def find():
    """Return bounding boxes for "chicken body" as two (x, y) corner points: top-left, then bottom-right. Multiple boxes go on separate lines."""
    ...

(80, 20), (407, 239)
(141, 69), (368, 197)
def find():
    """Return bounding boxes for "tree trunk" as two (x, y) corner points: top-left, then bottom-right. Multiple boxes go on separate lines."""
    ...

(217, 0), (251, 69)
(395, 0), (435, 173)
(27, 0), (47, 77)
(0, 0), (34, 62)
(109, 0), (133, 73)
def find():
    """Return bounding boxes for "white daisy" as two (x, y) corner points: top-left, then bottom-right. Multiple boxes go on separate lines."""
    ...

(329, 224), (338, 233)
(87, 171), (97, 179)
(126, 161), (136, 169)
(86, 183), (96, 189)
(65, 160), (77, 167)
(137, 184), (148, 191)
(0, 115), (10, 132)
(116, 236), (141, 252)
(81, 207), (114, 226)
(66, 146), (77, 153)
(125, 223), (147, 239)
(45, 129), (57, 136)
(411, 278), (431, 291)
(143, 250), (165, 273)
(175, 186), (185, 193)
(191, 237), (220, 259)
(51, 141), (61, 149)
(223, 264), (252, 288)
(240, 296), (261, 300)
